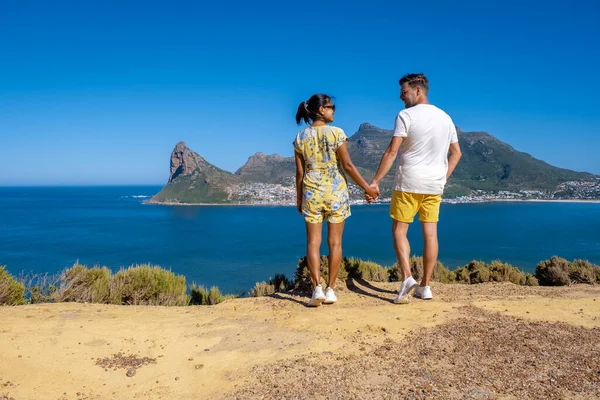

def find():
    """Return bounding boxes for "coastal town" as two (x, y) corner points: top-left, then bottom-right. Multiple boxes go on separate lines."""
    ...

(231, 178), (600, 205)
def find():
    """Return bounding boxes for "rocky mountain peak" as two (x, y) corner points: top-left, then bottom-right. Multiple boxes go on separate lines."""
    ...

(357, 122), (389, 135)
(169, 141), (198, 182)
(236, 152), (286, 172)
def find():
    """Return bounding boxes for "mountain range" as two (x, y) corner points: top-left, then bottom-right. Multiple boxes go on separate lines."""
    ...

(149, 123), (598, 204)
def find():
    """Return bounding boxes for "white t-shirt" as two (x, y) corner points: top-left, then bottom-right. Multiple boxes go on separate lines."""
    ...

(392, 104), (458, 195)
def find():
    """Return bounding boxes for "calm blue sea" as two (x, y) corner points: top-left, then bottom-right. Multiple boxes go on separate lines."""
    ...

(1, 186), (599, 294)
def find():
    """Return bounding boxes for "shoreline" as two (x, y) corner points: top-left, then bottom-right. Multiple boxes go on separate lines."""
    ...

(145, 198), (600, 206)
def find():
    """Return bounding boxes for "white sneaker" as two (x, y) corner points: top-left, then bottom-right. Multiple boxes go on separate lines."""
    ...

(414, 285), (433, 300)
(307, 284), (326, 307)
(393, 276), (418, 304)
(323, 287), (337, 304)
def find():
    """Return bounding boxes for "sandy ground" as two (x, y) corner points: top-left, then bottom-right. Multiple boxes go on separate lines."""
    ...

(1, 281), (599, 400)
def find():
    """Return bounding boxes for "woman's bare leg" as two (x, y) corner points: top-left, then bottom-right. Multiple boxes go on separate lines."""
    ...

(327, 221), (345, 288)
(305, 221), (323, 287)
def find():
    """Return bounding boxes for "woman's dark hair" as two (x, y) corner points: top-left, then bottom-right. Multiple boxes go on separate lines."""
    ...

(295, 94), (333, 125)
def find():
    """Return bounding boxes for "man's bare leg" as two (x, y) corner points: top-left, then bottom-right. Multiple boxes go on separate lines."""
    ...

(392, 220), (411, 280)
(421, 222), (438, 287)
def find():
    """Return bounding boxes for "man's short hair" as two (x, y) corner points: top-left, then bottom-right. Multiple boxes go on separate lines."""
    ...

(399, 73), (429, 93)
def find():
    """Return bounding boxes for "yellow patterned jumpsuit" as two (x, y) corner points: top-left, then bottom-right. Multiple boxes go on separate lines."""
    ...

(293, 125), (351, 223)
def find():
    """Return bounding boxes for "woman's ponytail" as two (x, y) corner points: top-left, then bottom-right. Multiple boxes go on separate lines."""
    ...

(295, 101), (310, 125)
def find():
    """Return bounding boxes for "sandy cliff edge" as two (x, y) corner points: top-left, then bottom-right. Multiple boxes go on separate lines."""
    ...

(1, 281), (599, 400)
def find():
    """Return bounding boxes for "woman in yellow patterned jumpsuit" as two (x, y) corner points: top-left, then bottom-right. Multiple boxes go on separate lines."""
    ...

(294, 94), (379, 306)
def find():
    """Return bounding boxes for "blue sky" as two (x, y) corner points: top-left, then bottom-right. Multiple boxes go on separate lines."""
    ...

(1, 0), (599, 185)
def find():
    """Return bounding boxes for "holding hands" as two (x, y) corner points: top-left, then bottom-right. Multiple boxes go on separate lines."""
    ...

(365, 182), (380, 204)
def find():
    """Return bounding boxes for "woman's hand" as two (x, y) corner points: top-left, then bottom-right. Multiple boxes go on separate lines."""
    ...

(365, 184), (380, 203)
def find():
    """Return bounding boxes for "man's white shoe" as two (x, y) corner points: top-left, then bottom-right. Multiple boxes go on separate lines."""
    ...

(307, 284), (326, 307)
(323, 287), (337, 304)
(393, 276), (419, 304)
(414, 285), (433, 300)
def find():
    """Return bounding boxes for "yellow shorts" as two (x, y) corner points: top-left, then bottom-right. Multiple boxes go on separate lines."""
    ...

(390, 191), (442, 223)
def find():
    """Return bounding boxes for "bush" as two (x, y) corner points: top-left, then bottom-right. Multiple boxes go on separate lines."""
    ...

(109, 264), (188, 306)
(536, 256), (571, 286)
(569, 259), (598, 284)
(250, 273), (292, 297)
(250, 281), (275, 297)
(436, 262), (456, 284)
(524, 273), (539, 286)
(488, 261), (525, 285)
(269, 273), (292, 292)
(0, 266), (26, 306)
(454, 265), (470, 284)
(453, 260), (533, 286)
(189, 284), (209, 305)
(208, 286), (233, 305)
(54, 264), (111, 303)
(390, 256), (454, 284)
(467, 260), (491, 283)
(345, 258), (388, 282)
(18, 272), (59, 304)
(294, 256), (349, 293)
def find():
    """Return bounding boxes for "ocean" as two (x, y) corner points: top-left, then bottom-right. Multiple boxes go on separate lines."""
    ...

(1, 186), (599, 294)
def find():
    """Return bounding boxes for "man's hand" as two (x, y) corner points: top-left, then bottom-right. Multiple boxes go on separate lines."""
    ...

(365, 183), (380, 203)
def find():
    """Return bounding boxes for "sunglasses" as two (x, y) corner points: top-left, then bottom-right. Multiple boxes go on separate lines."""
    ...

(323, 104), (336, 111)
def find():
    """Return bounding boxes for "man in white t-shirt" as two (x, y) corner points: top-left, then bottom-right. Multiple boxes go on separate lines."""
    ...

(369, 73), (462, 304)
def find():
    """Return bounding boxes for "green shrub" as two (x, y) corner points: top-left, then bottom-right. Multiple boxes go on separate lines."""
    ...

(345, 258), (388, 282)
(189, 284), (209, 305)
(109, 264), (188, 306)
(595, 266), (600, 283)
(488, 261), (525, 285)
(0, 266), (26, 306)
(569, 259), (598, 284)
(269, 273), (292, 292)
(54, 264), (111, 303)
(436, 263), (456, 284)
(250, 273), (291, 297)
(454, 265), (471, 284)
(524, 273), (539, 286)
(250, 281), (275, 297)
(453, 260), (530, 285)
(467, 260), (491, 283)
(390, 256), (453, 284)
(536, 256), (571, 286)
(207, 286), (234, 305)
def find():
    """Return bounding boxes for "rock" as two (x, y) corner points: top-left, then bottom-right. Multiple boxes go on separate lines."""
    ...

(169, 142), (198, 182)
(126, 368), (136, 377)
